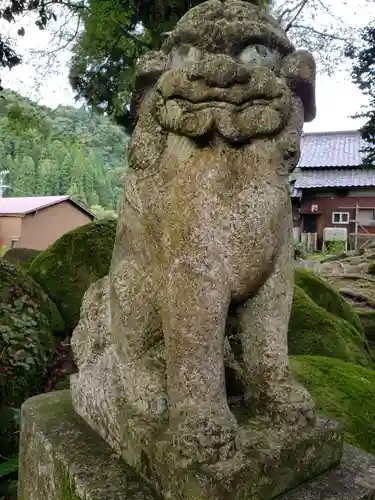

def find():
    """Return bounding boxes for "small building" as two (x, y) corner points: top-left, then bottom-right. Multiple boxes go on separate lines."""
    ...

(292, 130), (375, 251)
(0, 195), (96, 251)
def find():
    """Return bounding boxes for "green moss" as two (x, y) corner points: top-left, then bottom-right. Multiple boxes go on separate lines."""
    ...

(294, 268), (363, 333)
(368, 262), (375, 275)
(289, 285), (373, 367)
(357, 308), (375, 343)
(29, 219), (117, 332)
(291, 355), (375, 455)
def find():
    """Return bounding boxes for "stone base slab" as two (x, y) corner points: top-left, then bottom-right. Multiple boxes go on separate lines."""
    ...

(18, 390), (158, 500)
(18, 390), (375, 500)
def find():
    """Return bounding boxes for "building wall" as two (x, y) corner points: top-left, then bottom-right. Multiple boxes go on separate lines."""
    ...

(19, 201), (93, 250)
(299, 189), (375, 246)
(0, 216), (22, 248)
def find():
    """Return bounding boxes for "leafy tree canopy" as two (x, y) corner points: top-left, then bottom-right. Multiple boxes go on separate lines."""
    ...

(0, 0), (59, 69)
(347, 25), (375, 165)
(0, 89), (128, 211)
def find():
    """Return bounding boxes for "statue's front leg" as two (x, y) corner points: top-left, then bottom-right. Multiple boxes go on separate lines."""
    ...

(160, 254), (238, 463)
(238, 231), (315, 428)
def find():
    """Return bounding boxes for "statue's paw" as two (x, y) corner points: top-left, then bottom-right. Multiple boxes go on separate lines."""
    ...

(258, 379), (316, 428)
(171, 405), (239, 464)
(120, 363), (168, 419)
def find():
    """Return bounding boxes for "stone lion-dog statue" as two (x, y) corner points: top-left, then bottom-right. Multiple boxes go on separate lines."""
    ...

(71, 0), (320, 470)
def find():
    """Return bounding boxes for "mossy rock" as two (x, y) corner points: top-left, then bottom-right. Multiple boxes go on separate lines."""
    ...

(357, 308), (375, 343)
(29, 219), (117, 332)
(294, 268), (363, 333)
(0, 261), (58, 409)
(3, 247), (40, 268)
(291, 355), (375, 455)
(289, 285), (373, 367)
(368, 262), (375, 275)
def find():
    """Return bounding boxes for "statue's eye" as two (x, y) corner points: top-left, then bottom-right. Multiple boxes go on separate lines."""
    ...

(238, 44), (278, 70)
(169, 45), (202, 69)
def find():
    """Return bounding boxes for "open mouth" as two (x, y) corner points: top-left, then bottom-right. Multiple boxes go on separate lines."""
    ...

(165, 97), (274, 112)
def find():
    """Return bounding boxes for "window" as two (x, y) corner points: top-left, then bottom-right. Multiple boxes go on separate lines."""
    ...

(358, 209), (375, 226)
(332, 212), (349, 224)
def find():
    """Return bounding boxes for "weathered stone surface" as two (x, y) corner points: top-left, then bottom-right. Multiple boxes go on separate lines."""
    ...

(17, 391), (375, 500)
(70, 0), (343, 498)
(279, 445), (375, 499)
(18, 390), (160, 500)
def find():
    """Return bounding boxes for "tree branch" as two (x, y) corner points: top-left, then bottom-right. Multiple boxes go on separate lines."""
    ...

(114, 21), (152, 48)
(290, 24), (349, 41)
(277, 0), (308, 25)
(284, 0), (309, 33)
(44, 0), (87, 9)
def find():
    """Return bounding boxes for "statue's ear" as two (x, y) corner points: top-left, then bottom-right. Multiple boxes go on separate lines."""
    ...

(280, 49), (316, 122)
(130, 51), (170, 124)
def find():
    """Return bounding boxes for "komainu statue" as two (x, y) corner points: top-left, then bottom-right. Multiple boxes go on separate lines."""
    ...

(71, 1), (343, 497)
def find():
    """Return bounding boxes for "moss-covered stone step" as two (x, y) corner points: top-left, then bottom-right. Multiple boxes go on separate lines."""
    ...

(18, 390), (160, 500)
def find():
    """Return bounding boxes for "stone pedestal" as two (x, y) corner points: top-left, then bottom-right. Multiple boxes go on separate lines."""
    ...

(18, 390), (375, 500)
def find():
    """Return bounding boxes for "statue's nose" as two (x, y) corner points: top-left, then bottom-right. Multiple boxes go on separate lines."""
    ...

(189, 54), (251, 88)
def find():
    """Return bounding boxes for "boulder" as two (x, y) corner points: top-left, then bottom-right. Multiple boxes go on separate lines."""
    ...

(29, 219), (117, 332)
(3, 247), (40, 269)
(289, 284), (373, 367)
(294, 268), (364, 333)
(291, 356), (375, 455)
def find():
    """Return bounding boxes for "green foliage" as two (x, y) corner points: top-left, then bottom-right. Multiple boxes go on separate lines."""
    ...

(0, 457), (18, 479)
(0, 261), (57, 409)
(294, 268), (364, 334)
(0, 90), (128, 211)
(29, 219), (117, 332)
(293, 241), (306, 259)
(368, 262), (375, 276)
(0, 454), (18, 500)
(90, 205), (118, 220)
(348, 26), (375, 166)
(289, 284), (373, 368)
(291, 356), (375, 455)
(322, 240), (346, 255)
(0, 407), (20, 459)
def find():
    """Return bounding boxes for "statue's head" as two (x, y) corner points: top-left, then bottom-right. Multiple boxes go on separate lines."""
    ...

(130, 0), (315, 147)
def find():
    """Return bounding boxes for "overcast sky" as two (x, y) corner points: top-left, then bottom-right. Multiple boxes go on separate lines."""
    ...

(1, 1), (374, 134)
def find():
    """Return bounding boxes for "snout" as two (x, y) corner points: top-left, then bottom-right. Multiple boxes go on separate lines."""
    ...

(156, 54), (286, 105)
(189, 54), (251, 88)
(153, 54), (291, 143)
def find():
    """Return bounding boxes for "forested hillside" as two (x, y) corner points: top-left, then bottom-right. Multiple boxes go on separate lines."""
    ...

(0, 90), (129, 212)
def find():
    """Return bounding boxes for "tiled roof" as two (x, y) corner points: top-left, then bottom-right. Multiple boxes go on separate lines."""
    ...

(294, 168), (375, 189)
(298, 130), (365, 168)
(0, 196), (70, 215)
(0, 195), (95, 218)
